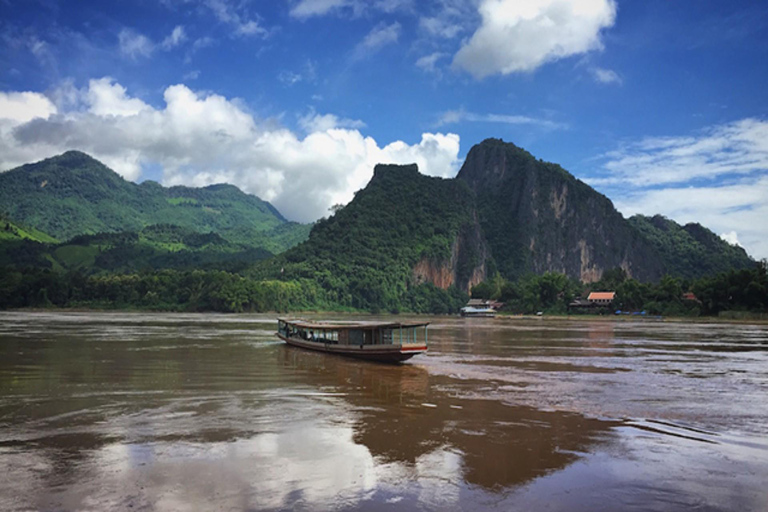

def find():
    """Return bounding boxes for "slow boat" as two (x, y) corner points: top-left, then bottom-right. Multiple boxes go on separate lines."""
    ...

(276, 318), (428, 363)
(460, 306), (497, 318)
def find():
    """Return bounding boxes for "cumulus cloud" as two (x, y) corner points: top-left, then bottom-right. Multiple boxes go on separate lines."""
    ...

(297, 109), (365, 133)
(453, 0), (617, 79)
(0, 80), (461, 223)
(86, 78), (152, 117)
(0, 92), (58, 123)
(595, 118), (768, 259)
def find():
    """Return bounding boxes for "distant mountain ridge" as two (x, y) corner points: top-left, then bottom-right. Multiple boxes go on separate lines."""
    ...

(628, 214), (752, 280)
(0, 151), (310, 254)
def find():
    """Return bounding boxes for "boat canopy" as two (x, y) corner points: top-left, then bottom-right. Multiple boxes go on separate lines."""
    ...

(277, 318), (429, 330)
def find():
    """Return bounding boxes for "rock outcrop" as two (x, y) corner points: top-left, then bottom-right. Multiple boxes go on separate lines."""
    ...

(457, 139), (665, 282)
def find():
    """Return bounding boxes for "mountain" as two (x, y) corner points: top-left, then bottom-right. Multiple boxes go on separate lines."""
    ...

(0, 223), (275, 274)
(457, 138), (665, 282)
(628, 215), (753, 280)
(0, 151), (310, 254)
(261, 139), (754, 312)
(251, 164), (485, 312)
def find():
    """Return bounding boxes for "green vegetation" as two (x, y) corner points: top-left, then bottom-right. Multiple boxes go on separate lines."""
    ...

(0, 214), (58, 243)
(0, 151), (309, 254)
(0, 147), (763, 316)
(629, 215), (753, 279)
(248, 164), (478, 313)
(470, 263), (768, 318)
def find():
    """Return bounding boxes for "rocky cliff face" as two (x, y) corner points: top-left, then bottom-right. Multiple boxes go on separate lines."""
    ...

(412, 212), (487, 292)
(457, 139), (665, 283)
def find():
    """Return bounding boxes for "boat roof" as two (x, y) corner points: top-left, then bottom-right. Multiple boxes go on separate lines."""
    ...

(278, 317), (429, 330)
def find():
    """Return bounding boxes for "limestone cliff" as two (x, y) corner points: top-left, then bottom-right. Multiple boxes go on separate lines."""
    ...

(412, 213), (487, 292)
(457, 139), (664, 282)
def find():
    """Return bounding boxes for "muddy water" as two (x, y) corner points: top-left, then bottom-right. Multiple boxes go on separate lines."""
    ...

(0, 312), (766, 511)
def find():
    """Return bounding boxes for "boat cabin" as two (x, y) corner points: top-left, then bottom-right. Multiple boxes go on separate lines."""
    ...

(278, 318), (428, 347)
(276, 318), (429, 362)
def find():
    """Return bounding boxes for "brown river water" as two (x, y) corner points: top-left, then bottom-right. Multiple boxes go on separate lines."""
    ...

(1, 311), (767, 511)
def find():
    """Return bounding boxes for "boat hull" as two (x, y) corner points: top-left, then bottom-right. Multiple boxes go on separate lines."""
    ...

(277, 333), (426, 363)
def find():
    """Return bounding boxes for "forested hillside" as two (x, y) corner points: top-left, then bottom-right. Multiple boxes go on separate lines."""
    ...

(249, 163), (484, 313)
(628, 215), (753, 279)
(0, 151), (310, 254)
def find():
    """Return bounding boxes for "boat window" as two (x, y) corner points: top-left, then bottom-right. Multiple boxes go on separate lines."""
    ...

(348, 329), (364, 346)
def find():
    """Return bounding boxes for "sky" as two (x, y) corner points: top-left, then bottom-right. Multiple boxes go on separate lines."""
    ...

(1, 0), (767, 258)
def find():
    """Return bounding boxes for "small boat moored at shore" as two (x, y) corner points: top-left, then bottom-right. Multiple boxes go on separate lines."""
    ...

(276, 318), (429, 363)
(460, 306), (497, 317)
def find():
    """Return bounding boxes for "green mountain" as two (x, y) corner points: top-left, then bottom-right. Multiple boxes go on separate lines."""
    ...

(0, 214), (58, 244)
(250, 163), (484, 312)
(456, 139), (666, 282)
(0, 223), (274, 274)
(255, 139), (754, 314)
(628, 214), (753, 280)
(0, 151), (310, 254)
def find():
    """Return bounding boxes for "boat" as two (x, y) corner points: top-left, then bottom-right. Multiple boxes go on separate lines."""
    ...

(276, 318), (428, 363)
(460, 306), (497, 317)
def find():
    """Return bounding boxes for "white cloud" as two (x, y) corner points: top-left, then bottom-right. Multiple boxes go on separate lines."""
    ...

(0, 92), (57, 124)
(204, 0), (269, 38)
(591, 66), (622, 84)
(298, 109), (365, 133)
(86, 78), (152, 117)
(416, 52), (447, 73)
(355, 22), (401, 58)
(720, 231), (740, 246)
(118, 29), (155, 59)
(614, 177), (768, 260)
(436, 109), (567, 130)
(289, 0), (355, 18)
(288, 0), (410, 19)
(161, 25), (187, 49)
(595, 118), (768, 259)
(453, 0), (617, 79)
(419, 16), (463, 39)
(593, 118), (768, 187)
(0, 80), (461, 223)
(183, 70), (201, 80)
(120, 26), (189, 59)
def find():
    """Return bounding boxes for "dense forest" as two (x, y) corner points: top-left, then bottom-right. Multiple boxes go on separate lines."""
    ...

(470, 263), (768, 317)
(0, 151), (311, 254)
(1, 262), (766, 318)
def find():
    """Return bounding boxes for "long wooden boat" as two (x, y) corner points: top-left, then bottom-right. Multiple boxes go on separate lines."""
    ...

(276, 318), (429, 363)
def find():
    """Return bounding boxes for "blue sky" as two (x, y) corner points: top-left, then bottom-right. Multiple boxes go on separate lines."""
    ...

(1, 0), (767, 258)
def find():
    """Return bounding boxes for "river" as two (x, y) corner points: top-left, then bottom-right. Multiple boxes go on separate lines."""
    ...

(1, 311), (766, 511)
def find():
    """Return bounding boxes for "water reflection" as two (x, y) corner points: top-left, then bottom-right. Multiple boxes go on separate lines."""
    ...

(1, 312), (767, 511)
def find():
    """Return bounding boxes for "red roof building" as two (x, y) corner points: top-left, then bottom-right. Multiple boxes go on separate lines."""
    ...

(587, 292), (616, 306)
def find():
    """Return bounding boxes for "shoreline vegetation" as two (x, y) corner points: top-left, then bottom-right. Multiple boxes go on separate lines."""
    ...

(5, 307), (768, 326)
(1, 261), (765, 322)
